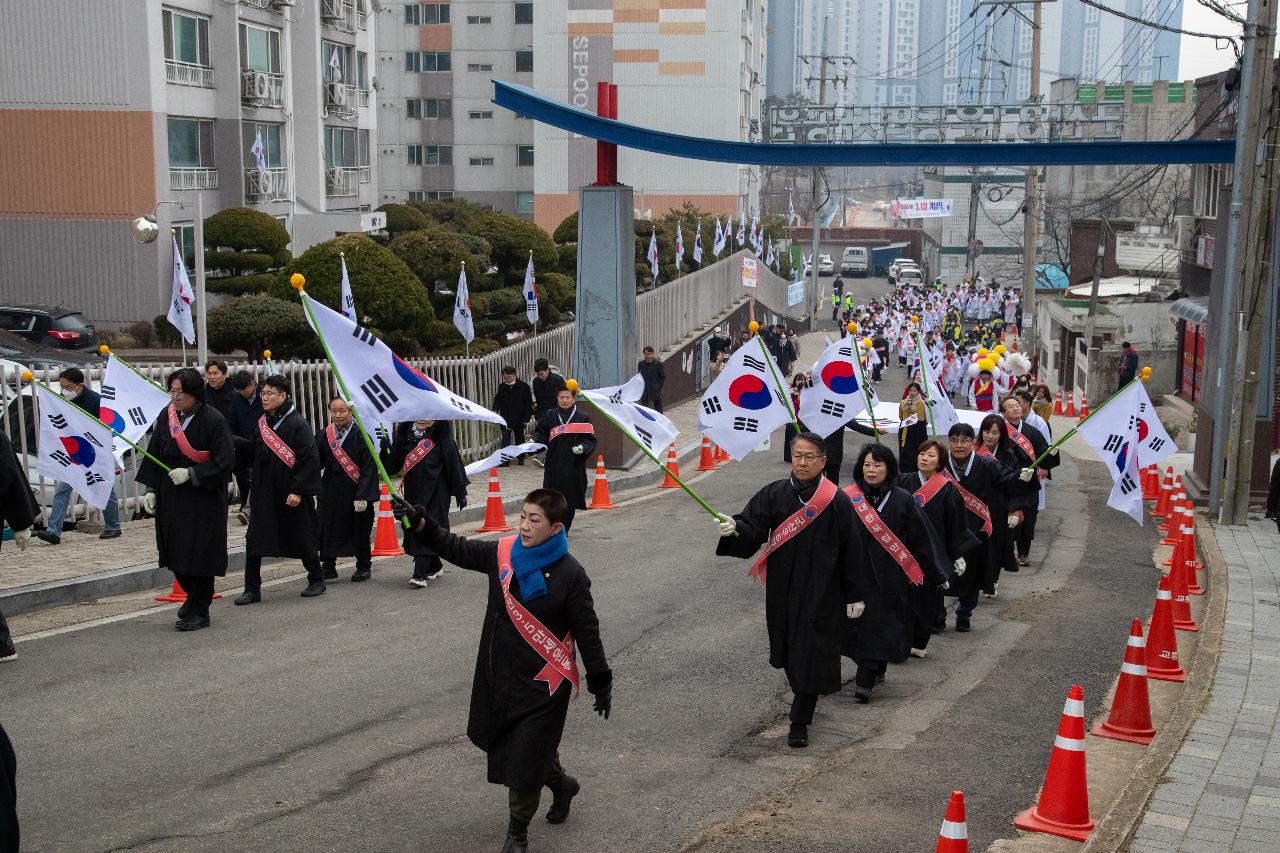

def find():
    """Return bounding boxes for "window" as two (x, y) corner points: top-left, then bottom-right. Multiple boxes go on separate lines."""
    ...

(469, 156), (494, 166)
(405, 51), (420, 72)
(410, 50), (451, 72)
(356, 51), (368, 90)
(469, 110), (494, 119)
(405, 4), (418, 24)
(427, 146), (452, 165)
(468, 62), (494, 72)
(409, 191), (454, 201)
(407, 98), (451, 118)
(163, 9), (210, 66)
(516, 191), (533, 214)
(407, 144), (424, 165)
(515, 50), (533, 73)
(358, 129), (370, 169)
(243, 122), (284, 168)
(239, 24), (281, 73)
(517, 145), (534, 166)
(467, 15), (492, 24)
(322, 41), (352, 83)
(168, 118), (215, 168)
(1194, 164), (1223, 219)
(173, 224), (196, 266)
(324, 126), (358, 168)
(515, 2), (533, 24)
(405, 3), (449, 24)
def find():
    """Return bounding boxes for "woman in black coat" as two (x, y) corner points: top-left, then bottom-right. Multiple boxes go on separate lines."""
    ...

(844, 442), (949, 702)
(381, 419), (468, 587)
(315, 397), (381, 583)
(897, 382), (929, 473)
(978, 414), (1021, 587)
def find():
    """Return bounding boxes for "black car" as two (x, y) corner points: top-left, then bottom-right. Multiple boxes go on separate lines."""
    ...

(0, 328), (101, 378)
(0, 304), (98, 351)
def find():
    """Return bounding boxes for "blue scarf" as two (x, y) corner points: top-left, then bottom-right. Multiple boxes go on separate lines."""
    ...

(509, 529), (568, 602)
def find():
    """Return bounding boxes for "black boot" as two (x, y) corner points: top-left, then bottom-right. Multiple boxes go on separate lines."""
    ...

(499, 816), (529, 853)
(787, 723), (809, 747)
(545, 775), (580, 824)
(322, 562), (339, 581)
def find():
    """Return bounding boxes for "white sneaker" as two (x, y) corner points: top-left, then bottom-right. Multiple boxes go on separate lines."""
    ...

(910, 647), (927, 658)
(408, 577), (429, 589)
(426, 568), (444, 580)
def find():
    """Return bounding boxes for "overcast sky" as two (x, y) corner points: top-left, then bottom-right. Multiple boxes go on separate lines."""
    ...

(1177, 2), (1245, 81)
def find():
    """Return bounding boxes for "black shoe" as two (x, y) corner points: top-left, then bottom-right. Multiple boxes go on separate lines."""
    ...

(175, 613), (210, 632)
(787, 724), (809, 747)
(500, 817), (529, 853)
(35, 530), (60, 545)
(0, 640), (16, 663)
(351, 567), (371, 582)
(301, 581), (326, 598)
(546, 775), (580, 823)
(322, 566), (339, 581)
(854, 686), (871, 704)
(177, 601), (192, 619)
(233, 590), (261, 606)
(875, 672), (886, 685)
(99, 529), (122, 540)
(1005, 564), (1020, 573)
(956, 617), (972, 633)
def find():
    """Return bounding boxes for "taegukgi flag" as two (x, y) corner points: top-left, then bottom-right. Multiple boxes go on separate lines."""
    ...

(465, 442), (546, 477)
(339, 253), (356, 321)
(798, 336), (871, 439)
(100, 355), (169, 464)
(698, 344), (793, 460)
(1076, 381), (1145, 523)
(1133, 381), (1176, 467)
(36, 383), (117, 510)
(453, 265), (474, 344)
(915, 331), (960, 437)
(579, 374), (679, 456)
(675, 222), (685, 268)
(647, 230), (660, 281)
(168, 234), (196, 344)
(693, 221), (703, 265)
(712, 217), (725, 257)
(523, 253), (539, 326)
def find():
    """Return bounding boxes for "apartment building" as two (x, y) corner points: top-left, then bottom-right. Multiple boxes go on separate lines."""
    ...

(0, 0), (379, 327)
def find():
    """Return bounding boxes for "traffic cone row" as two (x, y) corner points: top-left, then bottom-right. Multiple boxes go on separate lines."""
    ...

(1168, 543), (1200, 633)
(1160, 484), (1184, 544)
(1141, 464), (1160, 501)
(1064, 390), (1077, 417)
(371, 483), (405, 557)
(476, 469), (512, 532)
(713, 442), (731, 464)
(1077, 393), (1090, 421)
(589, 455), (616, 509)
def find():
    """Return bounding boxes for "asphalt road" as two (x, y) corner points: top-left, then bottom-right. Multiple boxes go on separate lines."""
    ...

(1, 284), (1160, 853)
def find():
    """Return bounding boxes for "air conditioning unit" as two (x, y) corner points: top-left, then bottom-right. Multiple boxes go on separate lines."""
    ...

(1174, 214), (1195, 252)
(253, 71), (271, 99)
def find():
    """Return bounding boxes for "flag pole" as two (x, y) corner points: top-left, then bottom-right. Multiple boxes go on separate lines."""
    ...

(1029, 369), (1151, 468)
(848, 323), (881, 443)
(913, 327), (938, 438)
(25, 374), (172, 472)
(751, 322), (801, 434)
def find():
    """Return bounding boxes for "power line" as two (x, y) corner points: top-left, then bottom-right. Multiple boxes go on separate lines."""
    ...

(1077, 0), (1241, 54)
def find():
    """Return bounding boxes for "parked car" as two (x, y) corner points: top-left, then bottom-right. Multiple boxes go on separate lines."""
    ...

(0, 328), (101, 383)
(841, 246), (869, 276)
(0, 304), (99, 352)
(817, 254), (834, 275)
(888, 258), (917, 281)
(897, 267), (925, 288)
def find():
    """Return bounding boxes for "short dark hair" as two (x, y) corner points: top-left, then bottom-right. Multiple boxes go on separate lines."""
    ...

(501, 365), (517, 376)
(790, 431), (827, 456)
(979, 413), (1010, 448)
(230, 370), (256, 391)
(262, 374), (291, 396)
(916, 439), (947, 465)
(979, 368), (993, 377)
(948, 422), (976, 439)
(1122, 341), (1131, 348)
(166, 367), (205, 400)
(1014, 389), (1034, 404)
(643, 346), (654, 354)
(853, 441), (899, 485)
(205, 360), (228, 375)
(524, 488), (568, 525)
(533, 358), (550, 372)
(58, 367), (84, 385)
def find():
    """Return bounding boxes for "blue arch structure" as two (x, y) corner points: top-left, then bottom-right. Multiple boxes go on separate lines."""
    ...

(492, 81), (1234, 167)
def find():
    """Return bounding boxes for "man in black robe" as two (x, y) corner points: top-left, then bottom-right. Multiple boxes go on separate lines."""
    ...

(136, 368), (236, 631)
(233, 374), (325, 604)
(492, 366), (534, 464)
(315, 397), (380, 583)
(531, 359), (567, 421)
(716, 432), (859, 747)
(1000, 397), (1059, 567)
(227, 370), (262, 521)
(406, 488), (611, 853)
(532, 389), (596, 532)
(381, 420), (468, 588)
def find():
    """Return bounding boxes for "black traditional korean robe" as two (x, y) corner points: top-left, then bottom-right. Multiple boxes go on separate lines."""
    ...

(1003, 420), (1057, 513)
(413, 519), (611, 790)
(244, 406), (322, 558)
(896, 471), (981, 645)
(381, 421), (468, 557)
(716, 477), (858, 696)
(136, 402), (235, 577)
(945, 451), (1019, 596)
(315, 424), (380, 559)
(532, 406), (597, 510)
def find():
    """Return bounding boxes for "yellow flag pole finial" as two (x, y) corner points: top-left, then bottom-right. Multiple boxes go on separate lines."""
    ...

(99, 345), (110, 356)
(290, 273), (306, 292)
(565, 378), (580, 393)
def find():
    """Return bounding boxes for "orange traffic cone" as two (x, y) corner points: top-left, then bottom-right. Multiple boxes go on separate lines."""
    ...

(1053, 391), (1064, 416)
(1182, 503), (1205, 594)
(1013, 685), (1096, 841)
(697, 436), (718, 471)
(1077, 393), (1090, 421)
(1153, 467), (1174, 518)
(155, 578), (222, 603)
(658, 443), (681, 489)
(1146, 575), (1187, 682)
(1064, 390), (1077, 418)
(1168, 546), (1200, 633)
(589, 455), (616, 509)
(475, 469), (512, 532)
(935, 790), (969, 853)
(371, 483), (405, 557)
(713, 442), (731, 464)
(1092, 618), (1156, 744)
(1141, 464), (1158, 501)
(1160, 493), (1183, 544)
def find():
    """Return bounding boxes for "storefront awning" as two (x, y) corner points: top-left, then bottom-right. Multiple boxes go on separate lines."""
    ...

(1169, 296), (1209, 324)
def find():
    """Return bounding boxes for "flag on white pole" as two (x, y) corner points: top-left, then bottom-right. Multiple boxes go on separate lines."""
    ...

(523, 253), (539, 326)
(580, 374), (680, 456)
(693, 221), (703, 265)
(339, 253), (356, 321)
(698, 343), (793, 460)
(822, 202), (840, 230)
(100, 355), (169, 464)
(750, 218), (762, 254)
(914, 331), (960, 437)
(1076, 381), (1145, 523)
(765, 241), (775, 268)
(798, 337), (871, 438)
(735, 216), (746, 247)
(328, 46), (343, 82)
(168, 233), (196, 344)
(712, 217), (726, 257)
(465, 442), (547, 477)
(647, 229), (660, 281)
(1134, 382), (1176, 467)
(302, 292), (504, 426)
(36, 384), (117, 510)
(250, 130), (268, 182)
(453, 265), (474, 344)
(788, 190), (800, 227)
(675, 222), (685, 269)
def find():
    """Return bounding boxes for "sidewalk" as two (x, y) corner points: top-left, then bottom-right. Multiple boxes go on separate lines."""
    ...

(1128, 519), (1280, 853)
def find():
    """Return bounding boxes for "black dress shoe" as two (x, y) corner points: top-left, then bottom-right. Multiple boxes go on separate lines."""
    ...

(99, 529), (122, 540)
(854, 686), (872, 704)
(35, 531), (60, 545)
(233, 590), (261, 606)
(499, 817), (529, 853)
(545, 775), (580, 824)
(175, 614), (210, 632)
(351, 567), (371, 582)
(322, 565), (339, 581)
(301, 581), (327, 598)
(956, 616), (972, 633)
(787, 724), (809, 747)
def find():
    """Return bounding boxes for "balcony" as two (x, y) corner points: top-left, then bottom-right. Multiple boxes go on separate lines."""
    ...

(358, 165), (371, 184)
(241, 69), (286, 108)
(358, 88), (370, 108)
(165, 60), (214, 88)
(326, 167), (360, 198)
(320, 0), (356, 32)
(170, 168), (219, 191)
(325, 82), (360, 116)
(245, 168), (289, 203)
(239, 0), (278, 9)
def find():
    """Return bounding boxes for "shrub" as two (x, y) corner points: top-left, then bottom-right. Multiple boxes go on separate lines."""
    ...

(388, 226), (485, 292)
(376, 203), (432, 236)
(153, 315), (181, 347)
(202, 207), (291, 295)
(537, 272), (575, 311)
(126, 320), (154, 348)
(410, 197), (492, 231)
(553, 212), (579, 245)
(206, 294), (318, 360)
(556, 243), (577, 274)
(465, 212), (557, 287)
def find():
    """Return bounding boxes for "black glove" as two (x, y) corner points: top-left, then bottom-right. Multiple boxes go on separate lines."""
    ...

(389, 493), (413, 516)
(593, 690), (612, 720)
(457, 494), (468, 510)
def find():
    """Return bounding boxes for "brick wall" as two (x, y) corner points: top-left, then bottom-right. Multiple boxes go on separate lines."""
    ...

(1067, 219), (1138, 286)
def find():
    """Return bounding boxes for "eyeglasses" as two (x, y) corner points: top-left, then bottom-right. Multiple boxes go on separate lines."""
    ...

(260, 388), (286, 398)
(168, 389), (186, 397)
(791, 453), (825, 462)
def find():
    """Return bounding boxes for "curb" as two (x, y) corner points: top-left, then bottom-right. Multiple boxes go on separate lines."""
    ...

(0, 440), (710, 617)
(1078, 515), (1228, 852)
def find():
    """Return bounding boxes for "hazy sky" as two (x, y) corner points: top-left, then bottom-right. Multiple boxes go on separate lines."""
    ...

(1178, 2), (1244, 81)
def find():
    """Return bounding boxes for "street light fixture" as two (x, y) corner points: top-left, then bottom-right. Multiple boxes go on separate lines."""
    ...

(131, 198), (208, 366)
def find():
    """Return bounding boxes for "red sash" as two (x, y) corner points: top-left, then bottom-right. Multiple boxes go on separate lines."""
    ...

(258, 415), (296, 468)
(496, 536), (581, 695)
(748, 476), (838, 585)
(402, 437), (435, 476)
(912, 472), (948, 506)
(842, 482), (924, 585)
(168, 405), (210, 464)
(1005, 419), (1036, 460)
(975, 445), (993, 458)
(941, 469), (994, 536)
(549, 422), (595, 442)
(326, 424), (361, 483)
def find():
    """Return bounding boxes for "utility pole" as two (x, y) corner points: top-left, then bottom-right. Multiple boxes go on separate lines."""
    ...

(1020, 0), (1043, 366)
(805, 8), (832, 332)
(965, 23), (992, 283)
(1218, 0), (1279, 523)
(1082, 220), (1107, 359)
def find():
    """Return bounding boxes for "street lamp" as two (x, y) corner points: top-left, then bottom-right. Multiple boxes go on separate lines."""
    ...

(131, 199), (207, 366)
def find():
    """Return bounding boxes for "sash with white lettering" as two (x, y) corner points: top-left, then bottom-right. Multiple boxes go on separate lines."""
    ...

(549, 422), (595, 442)
(748, 476), (838, 585)
(842, 482), (925, 585)
(325, 424), (361, 483)
(1004, 419), (1036, 461)
(975, 444), (994, 458)
(401, 437), (435, 477)
(258, 414), (295, 468)
(168, 404), (210, 464)
(496, 535), (581, 696)
(912, 472), (948, 507)
(941, 469), (994, 536)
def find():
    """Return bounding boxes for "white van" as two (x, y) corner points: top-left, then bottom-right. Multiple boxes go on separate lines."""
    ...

(841, 246), (869, 276)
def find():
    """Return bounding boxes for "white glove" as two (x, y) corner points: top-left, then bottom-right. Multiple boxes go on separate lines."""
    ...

(716, 516), (737, 536)
(1007, 513), (1021, 529)
(1018, 467), (1035, 482)
(141, 491), (157, 515)
(846, 601), (866, 619)
(353, 500), (368, 513)
(1050, 447), (1060, 456)
(168, 467), (191, 486)
(12, 527), (30, 551)
(953, 557), (967, 576)
(571, 445), (585, 455)
(941, 580), (950, 591)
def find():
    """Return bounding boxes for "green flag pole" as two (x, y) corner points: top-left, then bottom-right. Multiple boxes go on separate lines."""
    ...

(27, 376), (172, 472)
(1029, 372), (1151, 468)
(913, 330), (939, 438)
(752, 323), (801, 435)
(847, 326), (881, 443)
